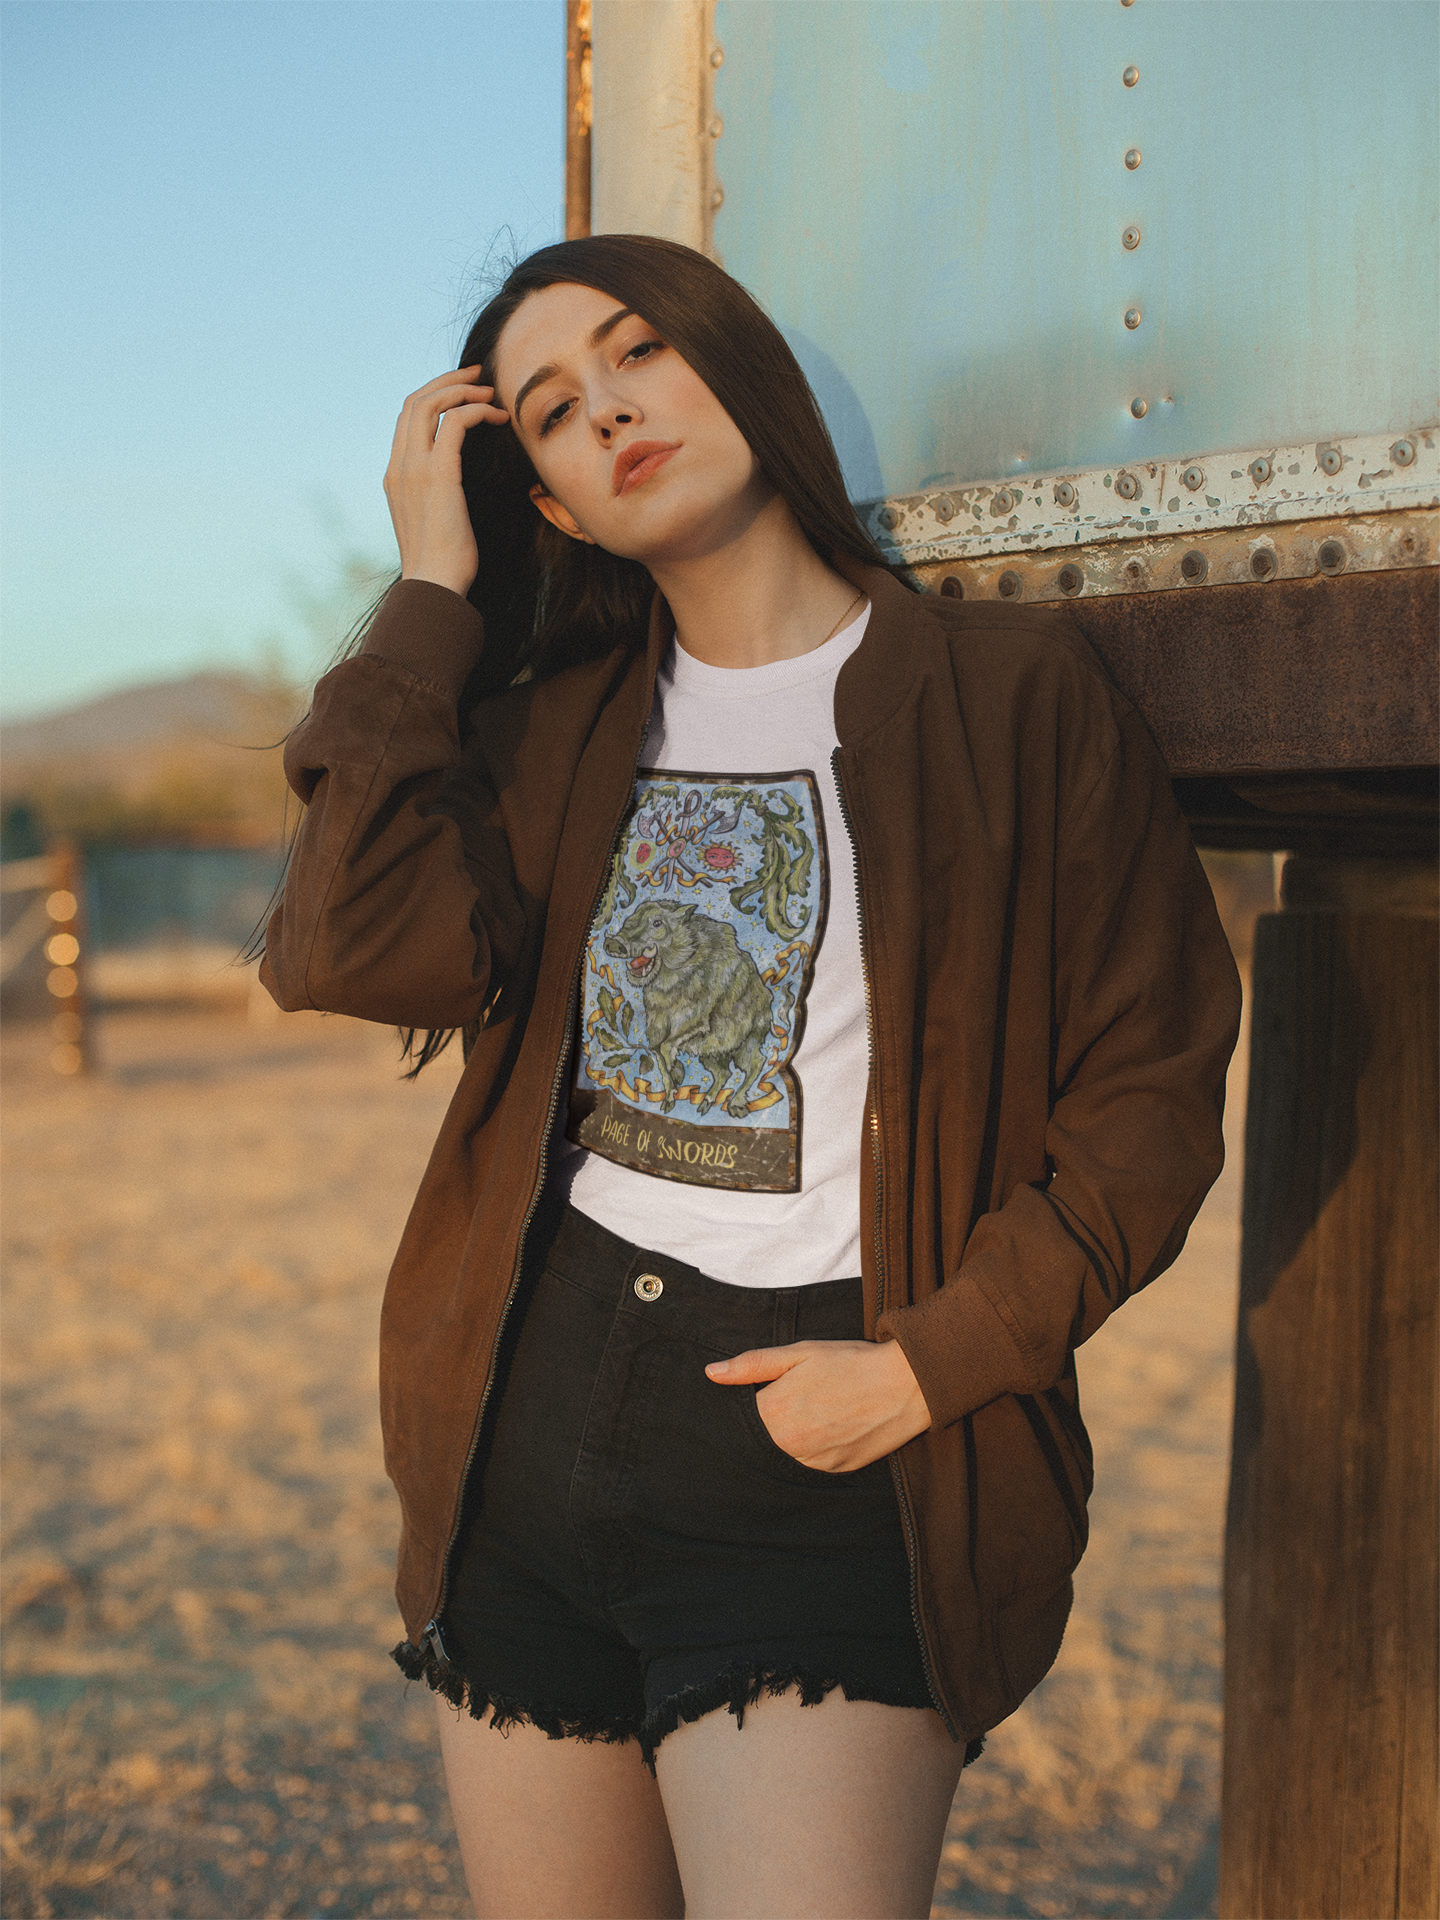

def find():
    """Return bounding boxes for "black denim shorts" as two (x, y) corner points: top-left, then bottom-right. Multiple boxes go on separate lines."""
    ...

(395, 1201), (938, 1768)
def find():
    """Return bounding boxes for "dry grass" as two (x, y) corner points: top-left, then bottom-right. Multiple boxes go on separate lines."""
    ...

(2, 1008), (467, 1917)
(2, 859), (1264, 1916)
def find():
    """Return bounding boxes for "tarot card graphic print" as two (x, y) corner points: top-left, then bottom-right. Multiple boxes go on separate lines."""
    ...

(568, 769), (828, 1192)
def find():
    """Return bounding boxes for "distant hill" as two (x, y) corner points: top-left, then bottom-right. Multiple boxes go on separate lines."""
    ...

(1, 669), (306, 846)
(1, 670), (301, 765)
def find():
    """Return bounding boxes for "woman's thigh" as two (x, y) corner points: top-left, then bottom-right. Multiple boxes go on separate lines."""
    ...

(655, 1686), (965, 1920)
(435, 1699), (684, 1920)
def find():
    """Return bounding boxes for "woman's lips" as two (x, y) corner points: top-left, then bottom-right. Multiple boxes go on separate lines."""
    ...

(612, 441), (680, 495)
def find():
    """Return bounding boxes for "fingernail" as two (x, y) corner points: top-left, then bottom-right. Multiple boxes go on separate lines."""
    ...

(706, 1360), (730, 1377)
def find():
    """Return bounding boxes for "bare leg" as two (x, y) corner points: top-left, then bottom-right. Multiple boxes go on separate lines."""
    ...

(655, 1687), (964, 1920)
(435, 1698), (684, 1920)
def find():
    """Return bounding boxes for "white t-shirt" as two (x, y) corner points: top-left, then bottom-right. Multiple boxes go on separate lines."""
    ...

(556, 605), (871, 1287)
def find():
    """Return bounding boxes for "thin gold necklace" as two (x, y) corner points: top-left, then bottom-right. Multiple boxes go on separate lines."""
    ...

(819, 591), (867, 647)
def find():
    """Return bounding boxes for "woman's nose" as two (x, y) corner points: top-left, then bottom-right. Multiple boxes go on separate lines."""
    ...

(594, 405), (637, 443)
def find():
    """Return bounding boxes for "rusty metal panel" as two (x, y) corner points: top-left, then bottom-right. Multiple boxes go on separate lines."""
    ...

(708, 0), (1439, 504)
(1038, 566), (1440, 779)
(912, 506), (1436, 606)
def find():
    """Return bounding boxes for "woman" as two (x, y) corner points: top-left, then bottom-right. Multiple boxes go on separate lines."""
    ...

(262, 235), (1240, 1919)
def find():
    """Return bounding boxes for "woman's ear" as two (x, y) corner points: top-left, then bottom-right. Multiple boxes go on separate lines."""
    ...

(529, 483), (596, 545)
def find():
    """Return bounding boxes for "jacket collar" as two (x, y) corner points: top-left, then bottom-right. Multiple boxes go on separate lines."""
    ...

(637, 553), (923, 748)
(830, 555), (925, 749)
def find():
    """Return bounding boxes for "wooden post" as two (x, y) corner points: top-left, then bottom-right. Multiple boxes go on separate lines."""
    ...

(44, 838), (95, 1074)
(565, 0), (592, 239)
(1221, 859), (1439, 1918)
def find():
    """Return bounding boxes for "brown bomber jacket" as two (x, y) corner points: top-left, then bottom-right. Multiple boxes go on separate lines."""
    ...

(261, 557), (1241, 1745)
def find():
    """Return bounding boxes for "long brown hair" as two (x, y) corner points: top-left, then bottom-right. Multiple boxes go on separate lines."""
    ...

(352, 234), (907, 1068)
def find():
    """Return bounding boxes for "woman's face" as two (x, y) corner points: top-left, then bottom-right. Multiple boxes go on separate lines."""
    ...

(490, 281), (775, 565)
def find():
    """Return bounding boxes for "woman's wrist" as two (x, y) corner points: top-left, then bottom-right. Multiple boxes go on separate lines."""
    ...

(400, 560), (476, 598)
(874, 1336), (933, 1445)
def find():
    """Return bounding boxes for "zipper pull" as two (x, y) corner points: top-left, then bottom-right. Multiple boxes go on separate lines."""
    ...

(422, 1619), (452, 1667)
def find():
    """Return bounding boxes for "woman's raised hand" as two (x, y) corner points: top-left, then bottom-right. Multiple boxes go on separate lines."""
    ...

(383, 366), (510, 598)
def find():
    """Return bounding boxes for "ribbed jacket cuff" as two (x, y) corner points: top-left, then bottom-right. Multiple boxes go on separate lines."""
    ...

(361, 579), (486, 700)
(877, 1272), (1034, 1431)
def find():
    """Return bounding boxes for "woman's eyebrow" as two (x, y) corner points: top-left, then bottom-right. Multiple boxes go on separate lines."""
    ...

(588, 306), (635, 345)
(511, 309), (639, 426)
(512, 362), (558, 425)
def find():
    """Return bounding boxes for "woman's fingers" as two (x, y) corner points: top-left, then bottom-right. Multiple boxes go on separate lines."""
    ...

(390, 386), (507, 463)
(725, 1339), (931, 1473)
(408, 384), (508, 424)
(705, 1345), (807, 1384)
(383, 366), (509, 597)
(399, 369), (509, 424)
(402, 364), (490, 405)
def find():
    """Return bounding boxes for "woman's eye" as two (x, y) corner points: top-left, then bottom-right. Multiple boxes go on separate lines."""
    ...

(539, 398), (573, 437)
(623, 339), (663, 365)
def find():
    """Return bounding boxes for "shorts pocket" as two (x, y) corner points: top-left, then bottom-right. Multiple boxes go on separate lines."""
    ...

(735, 1385), (885, 1486)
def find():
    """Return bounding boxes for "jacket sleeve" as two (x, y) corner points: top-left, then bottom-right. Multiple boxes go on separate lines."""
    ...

(878, 696), (1243, 1429)
(259, 578), (527, 1030)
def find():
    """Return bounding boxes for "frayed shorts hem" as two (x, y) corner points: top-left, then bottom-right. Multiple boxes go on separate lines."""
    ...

(392, 1637), (985, 1774)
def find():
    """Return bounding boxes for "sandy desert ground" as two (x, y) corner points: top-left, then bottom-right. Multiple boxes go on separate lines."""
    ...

(1, 864), (1265, 1919)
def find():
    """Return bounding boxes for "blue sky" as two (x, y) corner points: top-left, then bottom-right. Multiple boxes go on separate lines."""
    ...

(1, 0), (564, 719)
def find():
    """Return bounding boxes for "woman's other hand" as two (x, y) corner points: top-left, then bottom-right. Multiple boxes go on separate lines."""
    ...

(705, 1339), (932, 1472)
(384, 367), (510, 597)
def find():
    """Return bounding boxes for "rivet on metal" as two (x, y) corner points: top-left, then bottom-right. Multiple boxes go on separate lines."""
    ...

(1124, 307), (1142, 330)
(1115, 470), (1141, 499)
(634, 1274), (664, 1301)
(992, 488), (1016, 514)
(1057, 563), (1084, 596)
(1182, 464), (1205, 491)
(940, 575), (964, 599)
(1317, 540), (1347, 574)
(1250, 546), (1277, 579)
(1130, 397), (1148, 419)
(709, 116), (723, 138)
(1318, 446), (1343, 476)
(1180, 550), (1208, 583)
(1123, 65), (1140, 86)
(1122, 225), (1141, 250)
(1124, 559), (1144, 582)
(932, 495), (956, 523)
(1125, 147), (1142, 170)
(1250, 457), (1272, 486)
(997, 571), (1022, 599)
(710, 186), (725, 210)
(709, 45), (724, 67)
(1392, 438), (1416, 467)
(1054, 480), (1077, 508)
(877, 506), (900, 530)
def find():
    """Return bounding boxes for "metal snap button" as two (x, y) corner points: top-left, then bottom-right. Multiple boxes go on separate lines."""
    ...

(634, 1273), (664, 1302)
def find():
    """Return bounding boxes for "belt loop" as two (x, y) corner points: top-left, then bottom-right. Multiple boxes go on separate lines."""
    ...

(774, 1290), (800, 1347)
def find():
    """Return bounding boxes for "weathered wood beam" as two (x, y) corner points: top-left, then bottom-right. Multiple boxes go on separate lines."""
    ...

(1220, 871), (1439, 1919)
(918, 562), (1439, 782)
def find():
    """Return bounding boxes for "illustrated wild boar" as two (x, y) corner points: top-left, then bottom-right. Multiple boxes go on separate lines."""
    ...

(605, 900), (775, 1116)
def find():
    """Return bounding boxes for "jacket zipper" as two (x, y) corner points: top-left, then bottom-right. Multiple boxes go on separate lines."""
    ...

(422, 719), (651, 1666)
(830, 748), (956, 1739)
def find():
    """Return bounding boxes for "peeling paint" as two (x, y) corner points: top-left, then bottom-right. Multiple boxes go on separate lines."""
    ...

(865, 426), (1440, 566)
